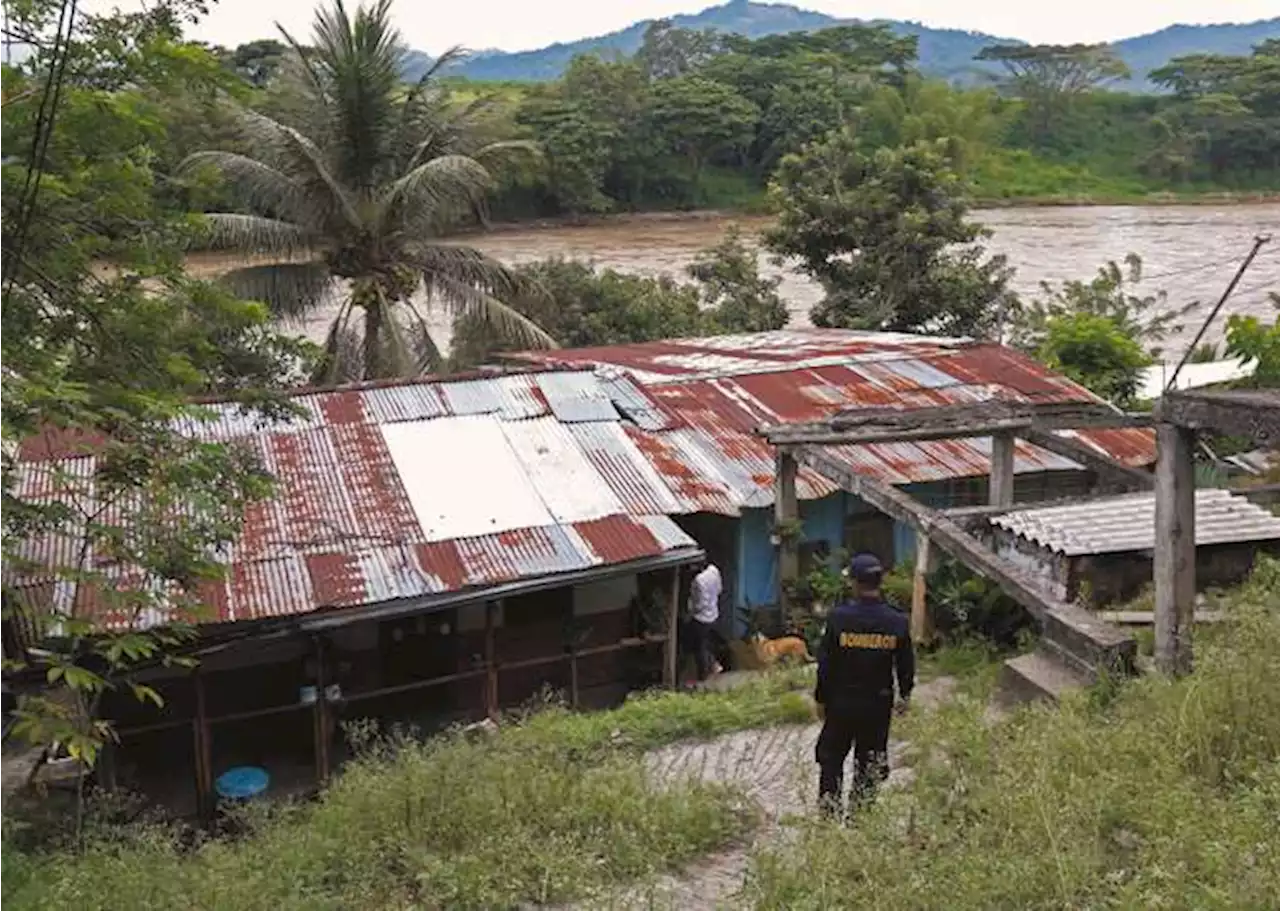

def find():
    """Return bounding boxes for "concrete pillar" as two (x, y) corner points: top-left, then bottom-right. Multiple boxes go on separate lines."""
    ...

(990, 432), (1015, 506)
(1154, 423), (1196, 676)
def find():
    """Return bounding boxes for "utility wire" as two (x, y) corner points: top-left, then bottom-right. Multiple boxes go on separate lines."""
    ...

(2, 0), (77, 298)
(1165, 234), (1272, 392)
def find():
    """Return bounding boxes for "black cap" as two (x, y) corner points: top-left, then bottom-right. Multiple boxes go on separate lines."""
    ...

(848, 553), (884, 583)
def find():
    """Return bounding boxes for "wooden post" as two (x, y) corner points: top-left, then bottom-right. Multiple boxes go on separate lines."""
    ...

(312, 636), (330, 785)
(193, 669), (213, 822)
(664, 567), (680, 688)
(775, 448), (800, 611)
(484, 601), (498, 719)
(911, 532), (934, 645)
(1155, 423), (1197, 676)
(990, 431), (1015, 506)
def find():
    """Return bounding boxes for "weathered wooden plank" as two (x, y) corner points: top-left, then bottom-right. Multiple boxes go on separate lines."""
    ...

(759, 402), (1151, 446)
(664, 568), (679, 689)
(911, 532), (933, 644)
(775, 448), (799, 612)
(1154, 423), (1197, 676)
(1100, 610), (1223, 626)
(1156, 390), (1280, 445)
(990, 432), (1015, 506)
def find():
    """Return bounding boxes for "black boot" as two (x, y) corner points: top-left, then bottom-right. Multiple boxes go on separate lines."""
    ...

(818, 764), (843, 820)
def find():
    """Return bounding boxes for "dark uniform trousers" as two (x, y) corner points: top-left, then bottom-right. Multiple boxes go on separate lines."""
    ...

(815, 694), (892, 815)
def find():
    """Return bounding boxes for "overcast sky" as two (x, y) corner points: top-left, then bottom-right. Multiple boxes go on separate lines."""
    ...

(93, 1), (1280, 54)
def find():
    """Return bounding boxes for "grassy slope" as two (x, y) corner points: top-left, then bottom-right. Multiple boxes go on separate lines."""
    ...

(747, 557), (1280, 910)
(1, 673), (815, 910)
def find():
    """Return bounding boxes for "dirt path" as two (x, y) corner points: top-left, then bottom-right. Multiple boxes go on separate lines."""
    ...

(556, 675), (957, 911)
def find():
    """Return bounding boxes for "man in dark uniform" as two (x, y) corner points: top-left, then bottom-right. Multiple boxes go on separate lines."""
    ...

(813, 552), (915, 819)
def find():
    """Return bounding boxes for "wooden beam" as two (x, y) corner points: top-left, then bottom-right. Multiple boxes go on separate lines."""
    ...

(484, 601), (498, 719)
(1156, 389), (1280, 445)
(793, 446), (1134, 677)
(1022, 429), (1154, 491)
(758, 403), (1151, 446)
(775, 448), (800, 614)
(312, 635), (330, 786)
(990, 432), (1015, 506)
(1154, 423), (1197, 677)
(193, 669), (213, 823)
(663, 568), (680, 689)
(911, 532), (933, 645)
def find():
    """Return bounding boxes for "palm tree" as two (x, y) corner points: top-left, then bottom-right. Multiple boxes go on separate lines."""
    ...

(183, 0), (555, 380)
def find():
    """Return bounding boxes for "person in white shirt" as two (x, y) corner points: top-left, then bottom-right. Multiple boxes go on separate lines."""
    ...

(688, 559), (722, 680)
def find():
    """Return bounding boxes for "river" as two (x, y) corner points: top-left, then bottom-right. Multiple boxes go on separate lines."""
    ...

(194, 204), (1279, 361)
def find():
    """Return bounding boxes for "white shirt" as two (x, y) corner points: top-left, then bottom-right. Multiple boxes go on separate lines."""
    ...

(689, 564), (722, 624)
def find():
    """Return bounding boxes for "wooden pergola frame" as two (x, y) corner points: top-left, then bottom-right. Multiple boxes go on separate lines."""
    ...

(761, 400), (1147, 672)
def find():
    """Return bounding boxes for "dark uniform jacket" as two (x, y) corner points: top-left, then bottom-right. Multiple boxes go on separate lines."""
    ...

(815, 597), (915, 707)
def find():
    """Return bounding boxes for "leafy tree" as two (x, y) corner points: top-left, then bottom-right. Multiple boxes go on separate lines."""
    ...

(516, 97), (616, 214)
(977, 43), (1130, 146)
(184, 0), (555, 381)
(2, 0), (309, 790)
(854, 76), (1002, 171)
(686, 227), (787, 333)
(1225, 294), (1280, 388)
(226, 39), (290, 87)
(636, 20), (726, 80)
(451, 231), (787, 366)
(1036, 314), (1152, 405)
(449, 259), (708, 367)
(766, 131), (1014, 338)
(1008, 254), (1191, 359)
(647, 75), (758, 200)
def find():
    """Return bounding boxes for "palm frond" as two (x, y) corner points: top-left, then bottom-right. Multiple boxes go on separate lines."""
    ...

(236, 108), (362, 229)
(411, 244), (539, 301)
(424, 274), (557, 351)
(472, 140), (543, 168)
(313, 299), (361, 385)
(382, 155), (494, 233)
(220, 261), (333, 321)
(310, 0), (402, 189)
(198, 214), (317, 258)
(401, 298), (446, 374)
(179, 152), (326, 231)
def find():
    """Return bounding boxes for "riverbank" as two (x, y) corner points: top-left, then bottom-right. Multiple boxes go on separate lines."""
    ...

(478, 191), (1280, 236)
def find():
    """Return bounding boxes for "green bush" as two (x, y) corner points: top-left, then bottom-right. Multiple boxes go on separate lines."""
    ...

(746, 556), (1280, 910)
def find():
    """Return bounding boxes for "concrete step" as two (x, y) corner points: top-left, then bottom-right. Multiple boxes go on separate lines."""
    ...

(1098, 610), (1224, 626)
(1000, 649), (1093, 707)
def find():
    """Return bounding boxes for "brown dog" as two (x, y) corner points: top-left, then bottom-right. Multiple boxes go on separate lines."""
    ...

(751, 632), (814, 667)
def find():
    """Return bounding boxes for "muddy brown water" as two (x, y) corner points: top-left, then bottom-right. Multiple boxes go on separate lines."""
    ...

(187, 204), (1279, 360)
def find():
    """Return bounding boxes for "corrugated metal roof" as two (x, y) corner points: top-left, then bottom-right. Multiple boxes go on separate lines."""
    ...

(510, 329), (1157, 493)
(992, 489), (1280, 556)
(12, 331), (1161, 630)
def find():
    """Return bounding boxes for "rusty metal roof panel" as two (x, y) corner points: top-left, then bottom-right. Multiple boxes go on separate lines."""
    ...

(567, 422), (684, 516)
(993, 488), (1280, 556)
(456, 524), (595, 585)
(636, 514), (699, 553)
(573, 515), (662, 564)
(491, 373), (552, 420)
(536, 371), (618, 423)
(359, 383), (449, 424)
(1058, 428), (1158, 468)
(622, 424), (738, 515)
(227, 555), (315, 622)
(501, 417), (626, 523)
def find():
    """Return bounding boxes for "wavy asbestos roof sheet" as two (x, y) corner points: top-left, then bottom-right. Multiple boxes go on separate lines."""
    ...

(992, 488), (1280, 556)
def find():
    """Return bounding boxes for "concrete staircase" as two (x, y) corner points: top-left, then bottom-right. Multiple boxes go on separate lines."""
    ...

(999, 603), (1137, 705)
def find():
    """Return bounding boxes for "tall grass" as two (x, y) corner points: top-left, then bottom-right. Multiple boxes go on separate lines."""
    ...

(745, 556), (1280, 910)
(3, 671), (815, 910)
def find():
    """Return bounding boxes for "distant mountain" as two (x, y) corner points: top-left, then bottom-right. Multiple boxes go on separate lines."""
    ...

(399, 1), (1280, 90)
(1112, 19), (1280, 89)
